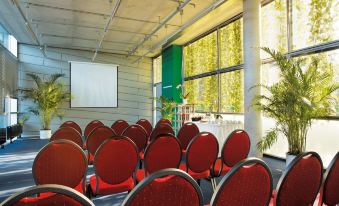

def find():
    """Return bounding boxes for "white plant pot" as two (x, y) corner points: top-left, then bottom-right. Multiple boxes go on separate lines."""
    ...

(40, 130), (52, 139)
(286, 153), (297, 167)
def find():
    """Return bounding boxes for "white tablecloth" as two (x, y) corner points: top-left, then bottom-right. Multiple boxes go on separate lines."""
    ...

(194, 121), (244, 156)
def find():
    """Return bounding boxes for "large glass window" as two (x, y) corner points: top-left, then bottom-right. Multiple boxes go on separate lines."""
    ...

(0, 24), (17, 57)
(153, 55), (162, 84)
(220, 70), (244, 113)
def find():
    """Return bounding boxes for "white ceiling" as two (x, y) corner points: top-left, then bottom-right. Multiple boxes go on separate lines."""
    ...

(0, 0), (242, 58)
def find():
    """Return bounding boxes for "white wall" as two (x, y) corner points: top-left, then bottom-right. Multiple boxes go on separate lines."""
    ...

(18, 44), (153, 136)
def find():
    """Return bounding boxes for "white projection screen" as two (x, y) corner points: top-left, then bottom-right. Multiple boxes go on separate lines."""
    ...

(70, 61), (118, 108)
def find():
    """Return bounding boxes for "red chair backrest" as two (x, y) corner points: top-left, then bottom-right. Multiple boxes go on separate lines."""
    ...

(136, 119), (153, 137)
(210, 158), (272, 206)
(156, 119), (172, 127)
(221, 129), (250, 167)
(86, 126), (116, 157)
(84, 120), (104, 138)
(177, 122), (200, 150)
(121, 169), (204, 206)
(50, 127), (83, 148)
(275, 152), (323, 206)
(122, 124), (148, 152)
(144, 134), (182, 176)
(111, 120), (129, 136)
(149, 123), (174, 142)
(322, 152), (339, 206)
(32, 140), (87, 193)
(94, 137), (138, 185)
(60, 121), (82, 135)
(186, 132), (218, 173)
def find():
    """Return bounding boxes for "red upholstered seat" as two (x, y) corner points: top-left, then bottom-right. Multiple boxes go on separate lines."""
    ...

(89, 176), (134, 195)
(136, 119), (153, 137)
(149, 123), (174, 142)
(155, 119), (172, 127)
(50, 127), (83, 149)
(111, 120), (129, 136)
(179, 164), (210, 180)
(270, 152), (323, 206)
(32, 140), (87, 194)
(210, 158), (273, 206)
(84, 120), (104, 138)
(60, 121), (82, 136)
(122, 124), (148, 153)
(211, 159), (231, 176)
(177, 122), (200, 151)
(121, 169), (204, 206)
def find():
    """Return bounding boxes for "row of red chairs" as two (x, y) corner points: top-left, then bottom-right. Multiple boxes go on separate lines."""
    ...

(3, 152), (338, 206)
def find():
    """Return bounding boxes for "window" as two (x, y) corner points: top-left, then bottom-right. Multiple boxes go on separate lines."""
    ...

(220, 70), (244, 113)
(0, 24), (17, 57)
(153, 55), (162, 84)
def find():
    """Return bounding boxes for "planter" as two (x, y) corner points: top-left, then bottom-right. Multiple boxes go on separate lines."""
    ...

(286, 153), (297, 167)
(40, 130), (52, 139)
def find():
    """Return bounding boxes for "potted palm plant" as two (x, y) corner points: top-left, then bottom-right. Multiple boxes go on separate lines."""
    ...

(155, 96), (177, 121)
(253, 48), (338, 165)
(21, 73), (71, 139)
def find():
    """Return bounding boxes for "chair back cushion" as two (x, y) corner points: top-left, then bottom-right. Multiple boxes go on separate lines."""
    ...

(94, 137), (138, 184)
(122, 124), (148, 152)
(86, 126), (116, 156)
(156, 119), (172, 127)
(149, 123), (174, 142)
(111, 120), (129, 136)
(122, 169), (203, 206)
(210, 158), (272, 206)
(276, 152), (323, 206)
(84, 120), (104, 137)
(144, 134), (182, 175)
(60, 121), (82, 135)
(222, 129), (250, 167)
(322, 152), (339, 206)
(50, 127), (83, 148)
(186, 132), (218, 173)
(136, 119), (153, 137)
(177, 122), (200, 150)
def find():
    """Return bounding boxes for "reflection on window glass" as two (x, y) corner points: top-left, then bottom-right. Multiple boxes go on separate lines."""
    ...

(186, 76), (218, 112)
(261, 0), (287, 58)
(219, 19), (243, 68)
(292, 0), (339, 50)
(220, 70), (244, 113)
(153, 55), (162, 84)
(183, 32), (217, 77)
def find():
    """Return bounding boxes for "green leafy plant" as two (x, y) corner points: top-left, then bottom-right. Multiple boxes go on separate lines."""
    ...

(253, 47), (339, 155)
(155, 96), (177, 120)
(21, 73), (71, 130)
(18, 113), (30, 127)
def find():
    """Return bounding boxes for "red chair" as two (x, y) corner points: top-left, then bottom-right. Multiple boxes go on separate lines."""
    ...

(1, 184), (94, 206)
(88, 137), (138, 197)
(50, 127), (83, 149)
(86, 126), (116, 164)
(316, 152), (339, 206)
(121, 169), (204, 206)
(179, 132), (218, 182)
(32, 140), (87, 194)
(60, 121), (82, 136)
(149, 123), (174, 142)
(210, 158), (272, 206)
(84, 120), (104, 138)
(136, 134), (182, 182)
(155, 119), (172, 127)
(111, 119), (129, 136)
(136, 119), (153, 137)
(177, 122), (200, 153)
(270, 151), (323, 206)
(122, 124), (148, 155)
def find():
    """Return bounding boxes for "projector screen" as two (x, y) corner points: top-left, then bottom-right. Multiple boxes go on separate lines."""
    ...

(70, 61), (118, 108)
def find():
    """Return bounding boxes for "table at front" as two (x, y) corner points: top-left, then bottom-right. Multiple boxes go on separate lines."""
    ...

(194, 121), (244, 156)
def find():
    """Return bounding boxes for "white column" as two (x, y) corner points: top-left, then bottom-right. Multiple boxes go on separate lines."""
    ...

(243, 0), (262, 157)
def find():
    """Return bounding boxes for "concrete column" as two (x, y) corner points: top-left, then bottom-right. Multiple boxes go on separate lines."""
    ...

(243, 0), (262, 157)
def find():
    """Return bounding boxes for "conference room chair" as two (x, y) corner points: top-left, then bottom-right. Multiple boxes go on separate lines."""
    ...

(50, 127), (83, 149)
(177, 122), (200, 154)
(84, 120), (104, 138)
(88, 137), (138, 198)
(155, 119), (172, 127)
(121, 169), (204, 206)
(270, 151), (323, 206)
(209, 158), (273, 206)
(86, 125), (116, 164)
(179, 132), (218, 184)
(136, 119), (153, 137)
(210, 129), (250, 189)
(136, 134), (182, 182)
(149, 123), (174, 142)
(0, 184), (94, 206)
(111, 119), (129, 136)
(60, 121), (82, 136)
(32, 140), (87, 194)
(122, 124), (148, 157)
(316, 152), (339, 206)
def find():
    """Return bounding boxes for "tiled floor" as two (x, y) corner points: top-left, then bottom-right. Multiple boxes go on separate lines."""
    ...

(0, 137), (284, 205)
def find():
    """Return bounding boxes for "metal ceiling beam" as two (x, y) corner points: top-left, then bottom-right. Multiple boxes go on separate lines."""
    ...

(127, 0), (192, 57)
